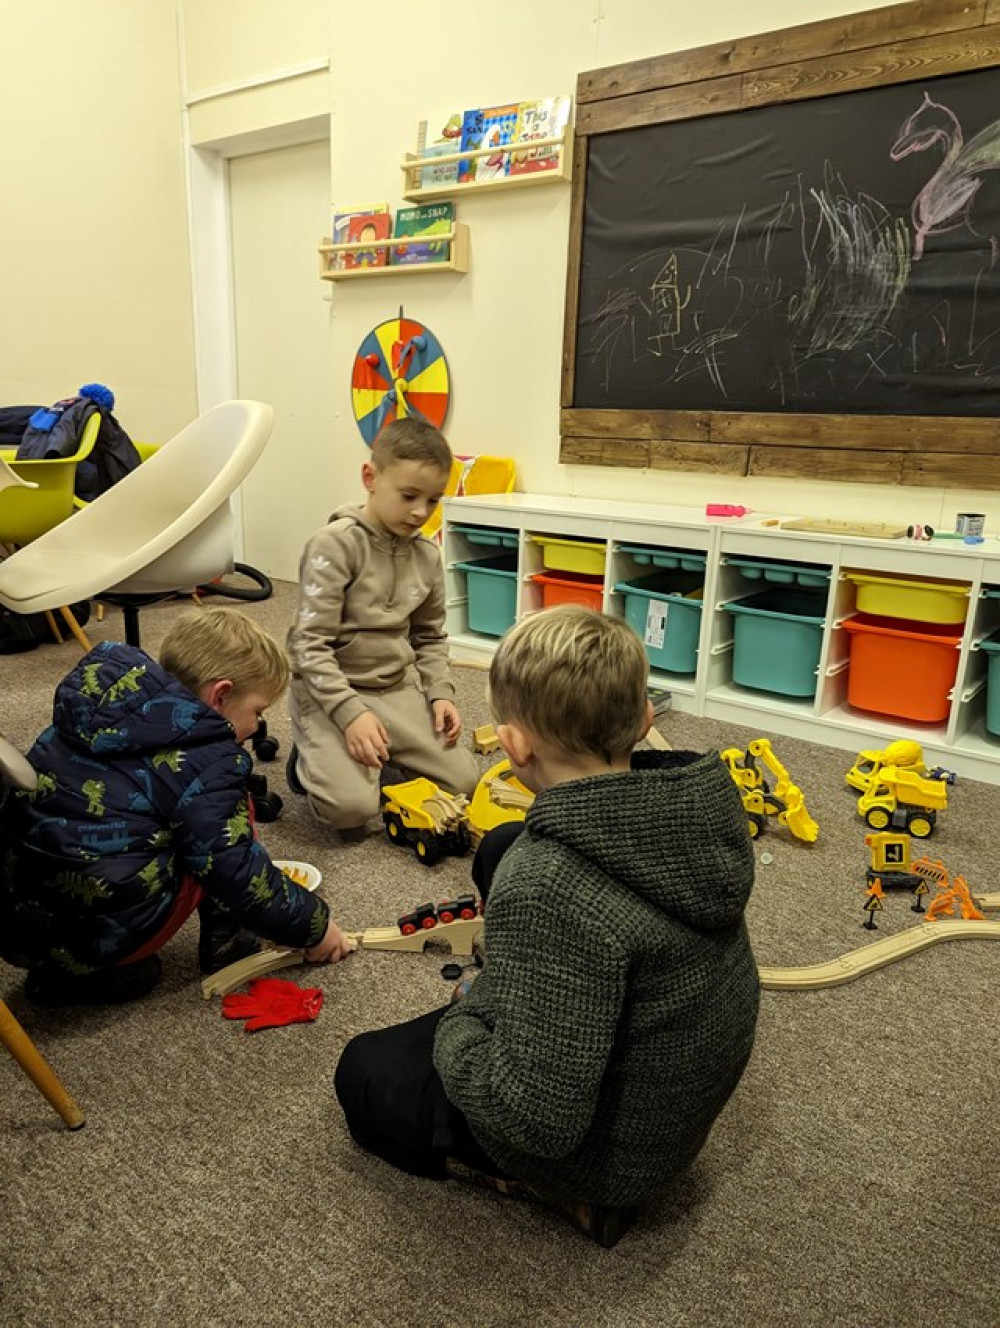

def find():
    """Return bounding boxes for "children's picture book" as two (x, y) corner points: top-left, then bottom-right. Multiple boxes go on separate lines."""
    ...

(345, 212), (392, 269)
(330, 201), (390, 270)
(416, 113), (463, 189)
(509, 95), (572, 176)
(458, 103), (520, 185)
(391, 202), (455, 265)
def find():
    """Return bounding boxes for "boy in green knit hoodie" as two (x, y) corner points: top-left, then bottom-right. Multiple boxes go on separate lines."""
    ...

(335, 606), (760, 1245)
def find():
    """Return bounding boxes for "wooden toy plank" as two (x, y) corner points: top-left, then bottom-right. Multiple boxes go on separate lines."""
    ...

(779, 518), (907, 539)
(759, 919), (1000, 991)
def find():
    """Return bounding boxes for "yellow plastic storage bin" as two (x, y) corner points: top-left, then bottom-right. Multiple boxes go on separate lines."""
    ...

(530, 535), (606, 577)
(842, 571), (970, 625)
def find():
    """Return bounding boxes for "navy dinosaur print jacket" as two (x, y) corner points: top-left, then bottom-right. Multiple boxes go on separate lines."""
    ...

(0, 642), (329, 973)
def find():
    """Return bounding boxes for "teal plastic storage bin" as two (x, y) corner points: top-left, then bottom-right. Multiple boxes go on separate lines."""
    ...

(453, 555), (517, 636)
(450, 524), (519, 549)
(614, 573), (703, 674)
(726, 555), (831, 588)
(979, 630), (1000, 735)
(722, 589), (827, 697)
(618, 544), (707, 573)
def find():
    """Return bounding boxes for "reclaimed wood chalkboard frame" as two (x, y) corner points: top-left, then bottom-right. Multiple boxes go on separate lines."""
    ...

(561, 0), (1000, 488)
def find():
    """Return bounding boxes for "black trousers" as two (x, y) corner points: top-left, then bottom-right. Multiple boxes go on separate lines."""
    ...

(334, 822), (524, 1178)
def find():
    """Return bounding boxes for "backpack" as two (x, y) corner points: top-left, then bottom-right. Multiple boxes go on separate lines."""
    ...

(0, 600), (92, 655)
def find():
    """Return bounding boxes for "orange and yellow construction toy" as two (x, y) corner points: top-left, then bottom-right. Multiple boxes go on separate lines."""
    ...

(856, 765), (948, 838)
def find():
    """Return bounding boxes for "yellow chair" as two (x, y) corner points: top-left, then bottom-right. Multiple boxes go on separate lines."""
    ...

(462, 455), (516, 497)
(0, 412), (100, 544)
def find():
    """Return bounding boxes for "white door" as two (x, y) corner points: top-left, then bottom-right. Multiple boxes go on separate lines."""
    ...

(229, 139), (336, 583)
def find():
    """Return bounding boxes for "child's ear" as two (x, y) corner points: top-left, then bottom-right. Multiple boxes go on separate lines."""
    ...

(361, 461), (376, 493)
(637, 699), (655, 741)
(496, 721), (531, 768)
(199, 678), (233, 711)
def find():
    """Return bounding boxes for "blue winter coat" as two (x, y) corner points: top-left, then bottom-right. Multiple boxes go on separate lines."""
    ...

(0, 642), (329, 973)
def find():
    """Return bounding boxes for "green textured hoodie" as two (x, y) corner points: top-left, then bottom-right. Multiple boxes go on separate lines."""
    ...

(433, 748), (760, 1207)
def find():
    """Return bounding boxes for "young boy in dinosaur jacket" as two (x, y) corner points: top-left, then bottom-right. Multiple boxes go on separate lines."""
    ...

(335, 605), (761, 1244)
(0, 607), (352, 1007)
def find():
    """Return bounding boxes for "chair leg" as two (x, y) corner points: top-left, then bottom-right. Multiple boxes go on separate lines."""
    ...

(58, 605), (93, 652)
(96, 604), (105, 622)
(43, 609), (64, 644)
(0, 999), (86, 1129)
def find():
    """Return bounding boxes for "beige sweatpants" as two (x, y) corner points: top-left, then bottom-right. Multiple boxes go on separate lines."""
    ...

(288, 672), (480, 830)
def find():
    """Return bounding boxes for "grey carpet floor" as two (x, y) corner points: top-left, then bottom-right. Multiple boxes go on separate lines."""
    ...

(2, 582), (999, 1328)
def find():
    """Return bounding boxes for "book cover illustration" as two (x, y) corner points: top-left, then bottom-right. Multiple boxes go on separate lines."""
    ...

(345, 212), (392, 269)
(330, 202), (389, 271)
(458, 103), (520, 185)
(391, 202), (455, 265)
(509, 95), (572, 177)
(417, 113), (462, 189)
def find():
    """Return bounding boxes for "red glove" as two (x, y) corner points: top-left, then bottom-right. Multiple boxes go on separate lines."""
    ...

(221, 977), (324, 1032)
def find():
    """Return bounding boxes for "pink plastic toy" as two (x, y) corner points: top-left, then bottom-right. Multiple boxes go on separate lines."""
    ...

(706, 503), (753, 517)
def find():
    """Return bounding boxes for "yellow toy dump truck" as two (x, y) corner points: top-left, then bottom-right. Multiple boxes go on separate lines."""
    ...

(856, 766), (948, 838)
(721, 737), (819, 843)
(381, 777), (470, 866)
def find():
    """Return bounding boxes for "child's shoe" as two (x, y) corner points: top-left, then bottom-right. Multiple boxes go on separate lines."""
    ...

(444, 1156), (533, 1199)
(285, 744), (307, 796)
(539, 1195), (639, 1248)
(25, 955), (163, 1007)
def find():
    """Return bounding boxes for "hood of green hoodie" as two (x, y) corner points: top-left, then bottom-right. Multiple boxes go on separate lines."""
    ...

(524, 749), (754, 931)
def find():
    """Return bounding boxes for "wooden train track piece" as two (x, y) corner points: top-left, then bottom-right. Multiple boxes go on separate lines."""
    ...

(778, 518), (907, 539)
(758, 919), (1000, 991)
(351, 916), (483, 956)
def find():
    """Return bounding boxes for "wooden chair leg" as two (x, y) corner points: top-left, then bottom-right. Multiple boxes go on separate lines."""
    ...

(0, 999), (86, 1129)
(96, 604), (105, 622)
(58, 605), (93, 652)
(43, 609), (64, 644)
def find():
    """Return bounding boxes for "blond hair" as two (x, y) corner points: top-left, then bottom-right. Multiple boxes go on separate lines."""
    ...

(489, 606), (648, 762)
(371, 418), (452, 474)
(159, 607), (289, 699)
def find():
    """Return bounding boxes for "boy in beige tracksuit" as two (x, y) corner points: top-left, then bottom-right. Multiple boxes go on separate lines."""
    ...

(286, 419), (479, 832)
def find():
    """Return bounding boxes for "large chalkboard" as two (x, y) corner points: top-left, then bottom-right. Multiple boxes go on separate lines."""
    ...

(576, 66), (1000, 416)
(561, 1), (1000, 488)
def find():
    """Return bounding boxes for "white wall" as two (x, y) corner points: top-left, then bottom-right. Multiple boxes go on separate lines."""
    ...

(8, 2), (992, 540)
(0, 1), (197, 441)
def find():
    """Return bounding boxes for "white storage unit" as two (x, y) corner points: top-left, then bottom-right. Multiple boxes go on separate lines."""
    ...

(442, 492), (1000, 785)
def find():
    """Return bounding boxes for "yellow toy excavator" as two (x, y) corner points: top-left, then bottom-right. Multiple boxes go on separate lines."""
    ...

(720, 738), (819, 843)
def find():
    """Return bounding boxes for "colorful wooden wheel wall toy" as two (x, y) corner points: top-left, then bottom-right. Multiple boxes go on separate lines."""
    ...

(351, 313), (451, 446)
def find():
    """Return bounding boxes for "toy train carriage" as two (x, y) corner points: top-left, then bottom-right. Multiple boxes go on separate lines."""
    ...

(397, 893), (480, 935)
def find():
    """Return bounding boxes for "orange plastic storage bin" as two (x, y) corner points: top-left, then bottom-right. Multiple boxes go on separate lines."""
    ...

(842, 615), (962, 722)
(530, 570), (603, 611)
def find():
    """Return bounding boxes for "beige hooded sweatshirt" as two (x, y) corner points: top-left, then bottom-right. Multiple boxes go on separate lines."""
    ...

(286, 504), (455, 733)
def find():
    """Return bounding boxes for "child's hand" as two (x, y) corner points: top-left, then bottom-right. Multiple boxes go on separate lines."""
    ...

(304, 919), (356, 964)
(432, 699), (462, 747)
(345, 712), (391, 768)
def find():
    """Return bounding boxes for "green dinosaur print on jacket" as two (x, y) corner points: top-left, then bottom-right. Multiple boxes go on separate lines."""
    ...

(226, 800), (252, 845)
(249, 866), (272, 905)
(138, 859), (166, 895)
(82, 779), (106, 816)
(152, 748), (184, 772)
(54, 871), (111, 905)
(106, 665), (147, 703)
(26, 771), (57, 802)
(79, 662), (104, 696)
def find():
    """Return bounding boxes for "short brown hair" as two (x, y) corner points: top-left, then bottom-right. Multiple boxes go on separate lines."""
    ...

(371, 418), (452, 474)
(159, 607), (289, 699)
(489, 606), (649, 763)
